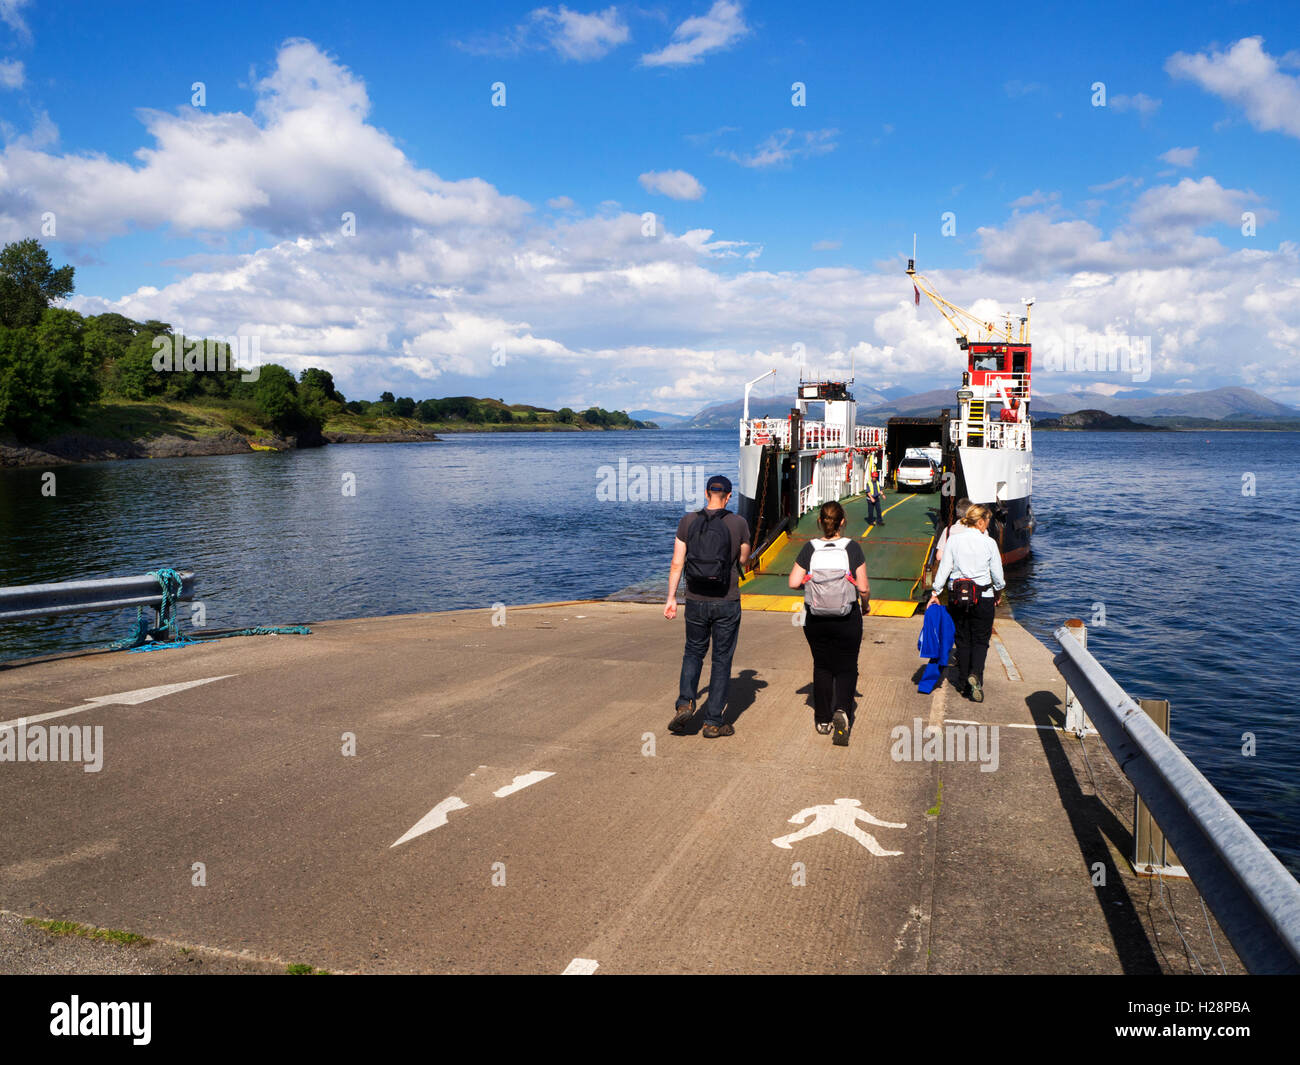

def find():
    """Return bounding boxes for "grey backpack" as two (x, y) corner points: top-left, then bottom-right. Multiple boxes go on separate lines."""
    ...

(804, 538), (857, 617)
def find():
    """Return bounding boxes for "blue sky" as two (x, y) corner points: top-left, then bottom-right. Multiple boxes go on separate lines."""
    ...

(3, 0), (1299, 411)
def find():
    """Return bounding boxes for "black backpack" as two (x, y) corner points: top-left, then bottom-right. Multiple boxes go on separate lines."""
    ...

(684, 508), (733, 595)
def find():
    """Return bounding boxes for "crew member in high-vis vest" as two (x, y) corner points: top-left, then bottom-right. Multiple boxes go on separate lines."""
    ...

(864, 451), (884, 526)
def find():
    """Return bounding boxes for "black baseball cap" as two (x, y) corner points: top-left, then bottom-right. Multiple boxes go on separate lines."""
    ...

(707, 474), (732, 494)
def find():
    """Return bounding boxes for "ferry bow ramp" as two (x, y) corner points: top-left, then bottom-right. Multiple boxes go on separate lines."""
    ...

(0, 605), (1238, 974)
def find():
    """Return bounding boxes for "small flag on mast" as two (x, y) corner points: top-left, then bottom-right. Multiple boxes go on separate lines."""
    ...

(914, 284), (920, 306)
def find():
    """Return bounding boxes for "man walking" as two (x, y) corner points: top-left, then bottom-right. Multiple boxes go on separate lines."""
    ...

(664, 475), (750, 738)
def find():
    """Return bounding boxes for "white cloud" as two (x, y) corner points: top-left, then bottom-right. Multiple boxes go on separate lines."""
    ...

(641, 0), (749, 67)
(812, 240), (841, 251)
(0, 57), (22, 89)
(1110, 92), (1161, 117)
(531, 6), (629, 61)
(0, 39), (530, 242)
(638, 169), (705, 200)
(34, 38), (1300, 411)
(1088, 175), (1142, 193)
(721, 128), (838, 168)
(0, 0), (31, 43)
(1167, 36), (1300, 139)
(1009, 189), (1059, 209)
(1159, 146), (1199, 168)
(547, 195), (576, 209)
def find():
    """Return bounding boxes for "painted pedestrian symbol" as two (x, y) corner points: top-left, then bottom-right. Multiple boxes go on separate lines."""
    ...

(772, 799), (907, 856)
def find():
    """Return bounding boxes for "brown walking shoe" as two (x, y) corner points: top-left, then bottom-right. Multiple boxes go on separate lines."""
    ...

(702, 723), (734, 738)
(668, 700), (696, 734)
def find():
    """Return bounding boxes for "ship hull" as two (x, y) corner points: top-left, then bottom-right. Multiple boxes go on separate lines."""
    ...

(952, 444), (1034, 565)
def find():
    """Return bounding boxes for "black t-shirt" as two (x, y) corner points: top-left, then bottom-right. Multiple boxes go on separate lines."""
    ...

(676, 508), (750, 602)
(796, 537), (867, 574)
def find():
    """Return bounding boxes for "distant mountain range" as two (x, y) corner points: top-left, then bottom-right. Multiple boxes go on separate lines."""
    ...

(671, 385), (1296, 428)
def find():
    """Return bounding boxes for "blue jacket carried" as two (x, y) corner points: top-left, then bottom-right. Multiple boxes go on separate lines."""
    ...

(917, 602), (955, 694)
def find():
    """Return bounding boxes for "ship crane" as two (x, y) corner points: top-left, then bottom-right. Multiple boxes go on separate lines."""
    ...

(905, 257), (1032, 347)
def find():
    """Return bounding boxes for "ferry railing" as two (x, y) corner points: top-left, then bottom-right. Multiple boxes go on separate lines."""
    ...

(0, 572), (198, 622)
(972, 371), (1032, 401)
(740, 417), (790, 448)
(949, 419), (1031, 450)
(800, 421), (846, 449)
(1053, 624), (1300, 974)
(854, 426), (885, 448)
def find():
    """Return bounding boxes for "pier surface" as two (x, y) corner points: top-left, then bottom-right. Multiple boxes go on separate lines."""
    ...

(0, 603), (1239, 974)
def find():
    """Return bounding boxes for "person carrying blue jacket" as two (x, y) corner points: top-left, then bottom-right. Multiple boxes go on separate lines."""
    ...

(929, 503), (1005, 702)
(917, 603), (956, 694)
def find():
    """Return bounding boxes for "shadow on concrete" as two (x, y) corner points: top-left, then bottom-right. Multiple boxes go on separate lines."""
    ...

(676, 668), (768, 734)
(724, 669), (768, 726)
(1025, 688), (1159, 974)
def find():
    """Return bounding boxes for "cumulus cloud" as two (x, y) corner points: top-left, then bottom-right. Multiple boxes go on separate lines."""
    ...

(811, 240), (841, 251)
(1167, 36), (1300, 139)
(0, 39), (530, 242)
(641, 0), (749, 67)
(1159, 146), (1199, 168)
(638, 169), (705, 200)
(28, 37), (1300, 410)
(0, 57), (22, 89)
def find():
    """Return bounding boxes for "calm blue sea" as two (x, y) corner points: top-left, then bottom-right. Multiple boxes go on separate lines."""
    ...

(2, 428), (1297, 873)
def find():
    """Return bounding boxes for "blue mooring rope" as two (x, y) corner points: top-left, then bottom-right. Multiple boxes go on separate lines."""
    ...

(109, 569), (311, 652)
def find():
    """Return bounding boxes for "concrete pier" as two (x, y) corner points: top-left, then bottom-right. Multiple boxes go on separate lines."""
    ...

(0, 603), (1240, 974)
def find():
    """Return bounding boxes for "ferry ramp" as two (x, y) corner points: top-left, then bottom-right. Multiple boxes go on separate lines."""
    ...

(0, 603), (1238, 974)
(741, 490), (938, 616)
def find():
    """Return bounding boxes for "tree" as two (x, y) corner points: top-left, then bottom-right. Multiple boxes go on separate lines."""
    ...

(557, 407), (575, 424)
(0, 240), (76, 329)
(300, 367), (342, 402)
(394, 396), (416, 418)
(380, 391), (395, 404)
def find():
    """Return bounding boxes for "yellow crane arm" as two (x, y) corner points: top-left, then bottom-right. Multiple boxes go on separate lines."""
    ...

(907, 268), (1015, 344)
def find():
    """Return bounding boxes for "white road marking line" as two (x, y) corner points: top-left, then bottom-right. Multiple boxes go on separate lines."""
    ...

(391, 796), (470, 848)
(0, 675), (236, 732)
(493, 770), (555, 798)
(391, 770), (556, 849)
(991, 633), (1021, 681)
(562, 958), (599, 975)
(947, 718), (1064, 732)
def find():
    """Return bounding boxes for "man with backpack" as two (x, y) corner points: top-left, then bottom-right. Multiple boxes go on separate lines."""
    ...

(664, 475), (751, 738)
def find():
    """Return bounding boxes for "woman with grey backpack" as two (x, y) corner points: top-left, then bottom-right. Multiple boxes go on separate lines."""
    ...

(787, 500), (871, 746)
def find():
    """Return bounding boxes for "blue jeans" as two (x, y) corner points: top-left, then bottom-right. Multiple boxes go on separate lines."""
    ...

(679, 599), (742, 726)
(865, 493), (883, 523)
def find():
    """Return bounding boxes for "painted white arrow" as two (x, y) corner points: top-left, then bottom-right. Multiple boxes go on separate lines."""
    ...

(391, 770), (556, 849)
(0, 675), (236, 732)
(390, 796), (470, 848)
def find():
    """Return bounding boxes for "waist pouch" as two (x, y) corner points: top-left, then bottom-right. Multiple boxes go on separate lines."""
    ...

(951, 578), (990, 606)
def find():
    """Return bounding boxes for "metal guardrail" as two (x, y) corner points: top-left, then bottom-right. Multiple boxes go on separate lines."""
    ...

(1053, 625), (1300, 974)
(0, 572), (197, 622)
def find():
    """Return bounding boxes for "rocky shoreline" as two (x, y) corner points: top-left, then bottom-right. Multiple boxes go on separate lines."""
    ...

(0, 428), (441, 468)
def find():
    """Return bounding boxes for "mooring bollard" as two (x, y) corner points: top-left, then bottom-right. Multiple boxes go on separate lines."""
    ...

(1062, 618), (1095, 735)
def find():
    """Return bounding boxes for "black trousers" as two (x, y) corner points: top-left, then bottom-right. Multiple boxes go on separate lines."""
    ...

(947, 596), (996, 686)
(802, 604), (863, 724)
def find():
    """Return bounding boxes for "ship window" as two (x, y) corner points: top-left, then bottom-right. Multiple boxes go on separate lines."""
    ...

(972, 353), (1001, 372)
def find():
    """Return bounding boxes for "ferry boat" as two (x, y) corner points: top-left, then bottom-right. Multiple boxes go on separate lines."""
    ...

(736, 372), (885, 553)
(907, 257), (1035, 564)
